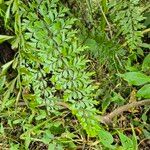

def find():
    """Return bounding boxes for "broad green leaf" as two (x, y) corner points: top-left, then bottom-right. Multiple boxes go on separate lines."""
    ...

(118, 132), (134, 150)
(119, 72), (150, 86)
(142, 54), (150, 72)
(143, 129), (150, 139)
(137, 84), (150, 98)
(0, 35), (14, 44)
(98, 130), (115, 149)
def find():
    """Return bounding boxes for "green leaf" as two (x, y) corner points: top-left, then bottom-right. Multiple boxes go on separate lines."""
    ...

(0, 35), (14, 44)
(1, 60), (14, 75)
(111, 92), (125, 105)
(85, 38), (98, 52)
(98, 130), (115, 149)
(119, 72), (150, 86)
(5, 4), (11, 25)
(48, 143), (56, 150)
(118, 132), (134, 150)
(12, 0), (19, 14)
(143, 129), (150, 139)
(42, 130), (53, 144)
(142, 113), (147, 122)
(142, 54), (150, 72)
(10, 143), (19, 150)
(5, 98), (15, 108)
(137, 84), (150, 98)
(35, 110), (47, 120)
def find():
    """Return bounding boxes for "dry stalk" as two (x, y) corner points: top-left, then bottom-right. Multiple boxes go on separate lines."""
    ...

(100, 99), (150, 125)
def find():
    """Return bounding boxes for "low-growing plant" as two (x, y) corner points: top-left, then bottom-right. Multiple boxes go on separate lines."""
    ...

(0, 0), (150, 149)
(0, 0), (115, 149)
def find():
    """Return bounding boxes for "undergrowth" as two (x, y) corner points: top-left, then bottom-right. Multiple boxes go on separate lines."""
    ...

(0, 0), (150, 149)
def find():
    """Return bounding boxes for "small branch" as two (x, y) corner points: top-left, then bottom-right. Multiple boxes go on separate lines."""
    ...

(100, 99), (150, 125)
(142, 28), (150, 34)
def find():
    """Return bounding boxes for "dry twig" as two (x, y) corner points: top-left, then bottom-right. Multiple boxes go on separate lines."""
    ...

(100, 99), (150, 125)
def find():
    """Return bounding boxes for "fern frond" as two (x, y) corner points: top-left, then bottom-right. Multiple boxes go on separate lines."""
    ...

(110, 0), (145, 51)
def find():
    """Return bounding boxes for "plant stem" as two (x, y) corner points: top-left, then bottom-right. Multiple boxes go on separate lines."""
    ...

(97, 0), (112, 38)
(100, 99), (150, 125)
